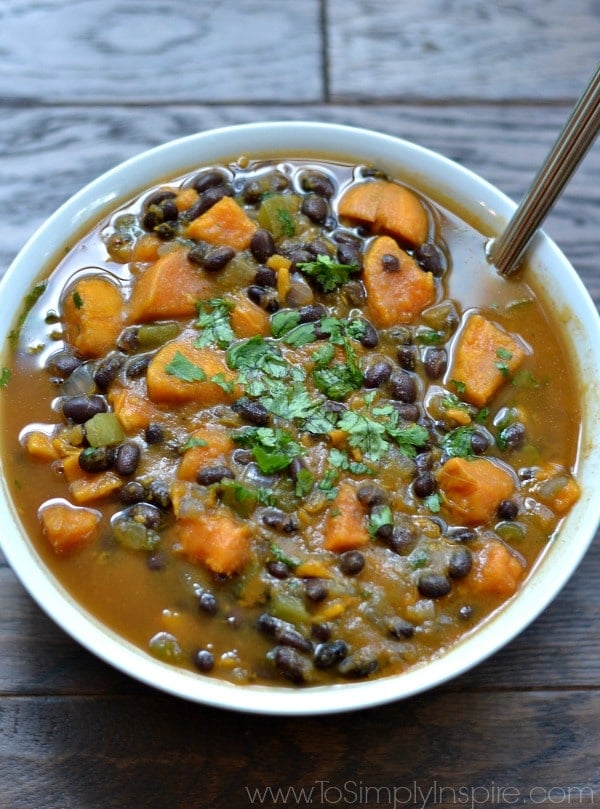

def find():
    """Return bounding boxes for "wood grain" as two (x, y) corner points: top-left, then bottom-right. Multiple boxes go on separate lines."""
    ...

(0, 692), (597, 809)
(327, 0), (600, 101)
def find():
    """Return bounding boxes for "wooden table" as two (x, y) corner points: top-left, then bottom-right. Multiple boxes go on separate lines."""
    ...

(1, 2), (599, 807)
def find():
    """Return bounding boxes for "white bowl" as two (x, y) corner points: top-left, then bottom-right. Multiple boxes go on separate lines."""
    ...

(1, 122), (599, 715)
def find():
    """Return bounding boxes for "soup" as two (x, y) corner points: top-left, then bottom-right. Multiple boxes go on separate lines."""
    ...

(0, 155), (581, 686)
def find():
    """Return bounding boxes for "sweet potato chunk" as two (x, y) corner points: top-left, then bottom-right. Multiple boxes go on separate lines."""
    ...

(109, 386), (160, 432)
(177, 509), (252, 575)
(177, 424), (234, 481)
(437, 457), (515, 526)
(185, 196), (257, 250)
(39, 501), (101, 553)
(146, 338), (238, 405)
(338, 179), (429, 247)
(469, 541), (525, 597)
(62, 277), (124, 358)
(449, 313), (526, 407)
(228, 293), (271, 338)
(323, 482), (370, 552)
(364, 235), (435, 327)
(127, 249), (216, 322)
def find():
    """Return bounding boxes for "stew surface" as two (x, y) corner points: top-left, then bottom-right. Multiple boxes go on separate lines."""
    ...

(0, 155), (581, 686)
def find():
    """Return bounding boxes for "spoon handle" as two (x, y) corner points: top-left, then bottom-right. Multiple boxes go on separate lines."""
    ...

(488, 63), (600, 277)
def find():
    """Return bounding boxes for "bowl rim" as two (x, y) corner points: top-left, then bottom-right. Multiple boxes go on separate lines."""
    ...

(1, 120), (599, 715)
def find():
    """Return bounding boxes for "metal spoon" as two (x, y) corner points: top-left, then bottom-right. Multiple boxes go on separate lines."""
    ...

(487, 62), (600, 277)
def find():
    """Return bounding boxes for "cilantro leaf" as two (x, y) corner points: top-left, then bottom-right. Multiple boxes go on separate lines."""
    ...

(0, 367), (10, 389)
(294, 467), (315, 498)
(227, 336), (289, 381)
(337, 410), (389, 461)
(271, 310), (301, 338)
(386, 422), (429, 458)
(233, 427), (302, 474)
(269, 542), (300, 569)
(194, 297), (235, 349)
(165, 351), (207, 382)
(368, 504), (394, 537)
(440, 425), (476, 458)
(298, 254), (361, 293)
(281, 323), (317, 347)
(312, 339), (363, 401)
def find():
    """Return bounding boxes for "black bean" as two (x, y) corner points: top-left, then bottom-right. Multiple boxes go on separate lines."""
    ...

(192, 649), (215, 673)
(358, 319), (379, 348)
(337, 242), (361, 268)
(254, 266), (277, 288)
(203, 246), (235, 272)
(94, 354), (125, 391)
(500, 422), (526, 450)
(154, 221), (177, 241)
(144, 189), (177, 208)
(423, 347), (448, 379)
(314, 640), (348, 669)
(323, 400), (348, 415)
(498, 498), (519, 520)
(232, 397), (270, 426)
(47, 350), (82, 378)
(145, 423), (164, 444)
(298, 304), (327, 323)
(448, 547), (473, 579)
(307, 239), (331, 258)
(156, 198), (178, 223)
(363, 360), (393, 388)
(305, 578), (328, 602)
(388, 617), (415, 639)
(415, 242), (444, 276)
(413, 472), (437, 498)
(250, 228), (276, 263)
(125, 354), (152, 379)
(114, 442), (141, 476)
(339, 550), (365, 575)
(300, 170), (335, 198)
(389, 371), (417, 403)
(127, 502), (163, 530)
(274, 646), (310, 684)
(196, 465), (234, 486)
(62, 394), (108, 423)
(246, 285), (279, 312)
(261, 508), (299, 533)
(198, 590), (218, 615)
(337, 653), (378, 679)
(118, 480), (147, 505)
(414, 452), (433, 471)
(394, 403), (420, 422)
(470, 431), (489, 455)
(78, 446), (113, 473)
(191, 170), (228, 193)
(388, 526), (416, 555)
(447, 527), (477, 543)
(195, 185), (231, 216)
(258, 614), (312, 653)
(286, 247), (313, 269)
(145, 480), (171, 510)
(417, 573), (452, 598)
(310, 622), (332, 642)
(356, 482), (388, 508)
(116, 326), (140, 353)
(187, 242), (208, 265)
(231, 448), (254, 466)
(397, 345), (417, 371)
(381, 253), (400, 272)
(267, 560), (291, 579)
(344, 280), (367, 306)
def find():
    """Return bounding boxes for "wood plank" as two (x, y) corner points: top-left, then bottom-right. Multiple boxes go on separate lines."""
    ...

(1, 530), (598, 694)
(327, 0), (600, 101)
(0, 691), (597, 808)
(1, 104), (599, 303)
(0, 0), (323, 103)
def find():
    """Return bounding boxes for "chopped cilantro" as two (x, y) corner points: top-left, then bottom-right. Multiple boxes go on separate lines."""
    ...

(294, 467), (315, 498)
(440, 425), (476, 458)
(495, 346), (513, 378)
(0, 367), (10, 389)
(209, 372), (235, 393)
(450, 379), (467, 394)
(276, 207), (296, 237)
(233, 426), (302, 474)
(298, 254), (361, 293)
(416, 328), (444, 345)
(386, 422), (429, 458)
(337, 410), (388, 461)
(280, 322), (317, 347)
(512, 369), (539, 389)
(269, 542), (300, 569)
(368, 504), (394, 537)
(227, 336), (289, 381)
(424, 493), (442, 513)
(271, 310), (301, 338)
(72, 290), (84, 309)
(194, 297), (235, 349)
(165, 351), (207, 382)
(181, 435), (209, 451)
(312, 339), (363, 400)
(409, 548), (429, 569)
(311, 342), (335, 368)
